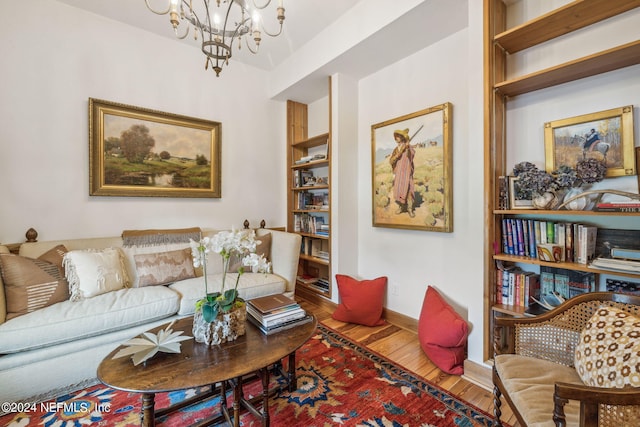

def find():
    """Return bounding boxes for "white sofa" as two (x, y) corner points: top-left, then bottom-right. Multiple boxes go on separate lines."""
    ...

(0, 228), (301, 403)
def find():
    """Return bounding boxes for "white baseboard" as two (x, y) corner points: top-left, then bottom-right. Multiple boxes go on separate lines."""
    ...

(462, 359), (492, 391)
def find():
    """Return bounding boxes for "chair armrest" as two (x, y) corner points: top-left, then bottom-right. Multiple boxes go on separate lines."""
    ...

(553, 382), (640, 427)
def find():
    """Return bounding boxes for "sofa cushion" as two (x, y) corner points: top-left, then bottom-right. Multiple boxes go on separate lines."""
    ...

(134, 248), (196, 287)
(0, 245), (70, 320)
(332, 274), (386, 326)
(0, 286), (179, 354)
(575, 306), (640, 388)
(64, 248), (130, 301)
(170, 273), (286, 316)
(495, 354), (581, 427)
(228, 232), (272, 273)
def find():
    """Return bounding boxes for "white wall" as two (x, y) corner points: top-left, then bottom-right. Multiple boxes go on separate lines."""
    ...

(0, 0), (286, 243)
(358, 27), (482, 350)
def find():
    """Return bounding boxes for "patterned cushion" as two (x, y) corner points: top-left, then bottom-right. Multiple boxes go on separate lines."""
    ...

(228, 232), (271, 273)
(63, 248), (130, 301)
(0, 245), (70, 319)
(134, 248), (196, 287)
(575, 306), (640, 388)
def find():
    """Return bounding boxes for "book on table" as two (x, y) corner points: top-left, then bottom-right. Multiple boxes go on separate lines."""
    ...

(248, 293), (298, 313)
(247, 304), (307, 328)
(247, 293), (308, 329)
(247, 313), (314, 335)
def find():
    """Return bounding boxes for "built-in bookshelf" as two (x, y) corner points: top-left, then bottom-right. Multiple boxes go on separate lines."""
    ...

(287, 96), (332, 299)
(484, 0), (640, 360)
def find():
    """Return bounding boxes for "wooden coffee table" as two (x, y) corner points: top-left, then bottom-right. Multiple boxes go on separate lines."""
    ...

(97, 315), (316, 427)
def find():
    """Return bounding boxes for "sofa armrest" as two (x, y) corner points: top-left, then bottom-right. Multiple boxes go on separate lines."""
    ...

(258, 229), (301, 295)
(554, 382), (640, 427)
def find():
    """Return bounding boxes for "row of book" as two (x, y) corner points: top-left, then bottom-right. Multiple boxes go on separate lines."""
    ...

(301, 236), (329, 261)
(500, 218), (597, 264)
(246, 294), (313, 335)
(294, 213), (328, 235)
(496, 262), (596, 308)
(296, 190), (329, 210)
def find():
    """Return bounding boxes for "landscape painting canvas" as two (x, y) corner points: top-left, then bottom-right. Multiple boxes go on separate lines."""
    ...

(371, 103), (453, 232)
(90, 98), (221, 198)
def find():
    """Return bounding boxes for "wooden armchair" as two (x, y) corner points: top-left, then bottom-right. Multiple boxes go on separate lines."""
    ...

(492, 292), (640, 427)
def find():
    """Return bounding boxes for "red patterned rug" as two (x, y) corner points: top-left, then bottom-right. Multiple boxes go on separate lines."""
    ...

(1, 323), (502, 426)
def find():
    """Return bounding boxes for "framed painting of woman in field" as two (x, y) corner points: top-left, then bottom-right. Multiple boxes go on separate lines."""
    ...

(371, 103), (453, 232)
(89, 98), (221, 198)
(544, 105), (635, 178)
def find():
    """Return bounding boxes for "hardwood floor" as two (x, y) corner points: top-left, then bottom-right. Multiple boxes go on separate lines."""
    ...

(297, 294), (520, 427)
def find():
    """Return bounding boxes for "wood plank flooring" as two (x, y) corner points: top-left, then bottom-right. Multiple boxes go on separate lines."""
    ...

(297, 295), (520, 427)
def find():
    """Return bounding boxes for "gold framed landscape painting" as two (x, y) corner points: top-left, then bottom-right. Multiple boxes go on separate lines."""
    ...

(544, 105), (635, 178)
(89, 98), (221, 198)
(371, 102), (453, 232)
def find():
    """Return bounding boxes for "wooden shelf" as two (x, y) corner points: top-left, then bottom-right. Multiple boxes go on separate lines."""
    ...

(494, 253), (640, 279)
(495, 40), (640, 97)
(492, 304), (533, 318)
(298, 232), (330, 240)
(292, 185), (329, 191)
(494, 0), (639, 54)
(292, 133), (329, 149)
(291, 159), (329, 170)
(484, 0), (640, 362)
(287, 95), (332, 300)
(494, 209), (640, 216)
(299, 253), (330, 265)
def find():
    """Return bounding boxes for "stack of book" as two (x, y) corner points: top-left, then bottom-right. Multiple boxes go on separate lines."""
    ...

(246, 294), (313, 335)
(595, 201), (640, 212)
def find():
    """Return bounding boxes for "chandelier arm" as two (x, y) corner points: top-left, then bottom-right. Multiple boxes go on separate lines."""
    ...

(175, 24), (190, 40)
(144, 0), (172, 15)
(250, 0), (272, 10)
(245, 37), (259, 54)
(261, 22), (283, 37)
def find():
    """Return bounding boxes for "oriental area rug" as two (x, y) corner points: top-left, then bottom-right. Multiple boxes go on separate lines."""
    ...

(1, 323), (502, 427)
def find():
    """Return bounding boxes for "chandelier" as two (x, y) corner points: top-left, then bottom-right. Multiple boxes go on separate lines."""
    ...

(144, 0), (285, 76)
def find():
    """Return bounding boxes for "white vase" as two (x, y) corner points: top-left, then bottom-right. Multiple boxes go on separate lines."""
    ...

(563, 187), (592, 211)
(192, 303), (247, 345)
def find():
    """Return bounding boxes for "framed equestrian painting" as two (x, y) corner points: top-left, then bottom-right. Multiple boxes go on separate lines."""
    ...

(371, 102), (453, 232)
(544, 105), (635, 178)
(89, 98), (221, 198)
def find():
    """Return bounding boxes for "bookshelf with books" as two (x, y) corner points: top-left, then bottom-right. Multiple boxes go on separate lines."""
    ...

(484, 0), (640, 360)
(287, 93), (332, 299)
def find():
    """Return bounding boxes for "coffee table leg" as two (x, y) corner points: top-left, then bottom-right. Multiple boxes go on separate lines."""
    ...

(233, 376), (242, 427)
(260, 368), (270, 427)
(141, 393), (156, 427)
(288, 352), (297, 392)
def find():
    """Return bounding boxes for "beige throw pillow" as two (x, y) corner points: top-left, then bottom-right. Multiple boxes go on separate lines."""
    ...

(0, 245), (70, 319)
(575, 306), (640, 388)
(134, 248), (195, 287)
(63, 248), (130, 301)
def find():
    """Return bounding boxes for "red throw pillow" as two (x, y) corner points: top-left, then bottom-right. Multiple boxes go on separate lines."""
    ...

(418, 286), (468, 374)
(332, 274), (387, 326)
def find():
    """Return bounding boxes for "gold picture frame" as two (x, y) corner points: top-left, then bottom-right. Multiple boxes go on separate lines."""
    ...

(89, 98), (221, 198)
(371, 102), (453, 232)
(544, 105), (635, 177)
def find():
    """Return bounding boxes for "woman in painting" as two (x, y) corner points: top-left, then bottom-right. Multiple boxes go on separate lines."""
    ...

(389, 128), (416, 217)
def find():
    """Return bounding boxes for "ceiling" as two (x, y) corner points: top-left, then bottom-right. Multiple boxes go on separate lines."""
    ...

(53, 0), (469, 102)
(54, 0), (361, 71)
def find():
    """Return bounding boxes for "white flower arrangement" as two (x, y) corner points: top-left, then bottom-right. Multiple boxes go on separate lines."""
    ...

(189, 228), (271, 322)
